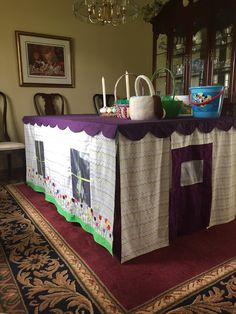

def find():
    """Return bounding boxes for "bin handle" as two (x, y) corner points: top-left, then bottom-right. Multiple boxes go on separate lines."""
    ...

(151, 68), (176, 99)
(190, 88), (224, 106)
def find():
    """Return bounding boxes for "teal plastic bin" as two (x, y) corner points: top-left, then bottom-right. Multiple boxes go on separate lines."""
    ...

(189, 85), (224, 118)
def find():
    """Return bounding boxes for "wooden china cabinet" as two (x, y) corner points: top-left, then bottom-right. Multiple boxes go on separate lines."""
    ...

(150, 0), (236, 114)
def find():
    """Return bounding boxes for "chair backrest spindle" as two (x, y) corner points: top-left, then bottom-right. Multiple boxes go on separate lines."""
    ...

(0, 91), (10, 142)
(0, 91), (25, 178)
(34, 93), (65, 115)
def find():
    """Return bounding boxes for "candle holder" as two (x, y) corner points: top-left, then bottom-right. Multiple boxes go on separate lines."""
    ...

(99, 106), (117, 117)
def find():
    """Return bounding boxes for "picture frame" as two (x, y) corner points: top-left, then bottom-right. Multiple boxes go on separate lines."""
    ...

(15, 31), (74, 87)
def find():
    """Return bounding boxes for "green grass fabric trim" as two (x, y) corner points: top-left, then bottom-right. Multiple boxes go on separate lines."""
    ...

(27, 181), (113, 255)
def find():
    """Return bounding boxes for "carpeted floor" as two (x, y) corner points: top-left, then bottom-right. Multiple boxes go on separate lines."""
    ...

(0, 183), (236, 313)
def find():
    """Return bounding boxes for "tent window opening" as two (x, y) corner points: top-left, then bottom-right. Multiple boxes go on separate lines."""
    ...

(70, 149), (91, 207)
(35, 140), (45, 177)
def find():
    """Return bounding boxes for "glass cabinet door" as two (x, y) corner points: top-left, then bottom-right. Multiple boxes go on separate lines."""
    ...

(190, 28), (207, 87)
(212, 25), (233, 98)
(172, 36), (186, 95)
(154, 34), (168, 96)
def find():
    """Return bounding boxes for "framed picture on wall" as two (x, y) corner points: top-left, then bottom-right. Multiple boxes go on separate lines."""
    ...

(15, 31), (74, 87)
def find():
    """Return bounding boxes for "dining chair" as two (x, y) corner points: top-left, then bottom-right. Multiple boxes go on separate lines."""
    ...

(34, 93), (65, 115)
(0, 91), (25, 177)
(93, 94), (115, 114)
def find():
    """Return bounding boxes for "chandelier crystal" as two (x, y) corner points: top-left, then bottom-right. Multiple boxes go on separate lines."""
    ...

(73, 0), (139, 26)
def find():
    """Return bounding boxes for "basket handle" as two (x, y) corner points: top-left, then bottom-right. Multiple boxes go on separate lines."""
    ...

(114, 73), (144, 102)
(190, 88), (224, 106)
(134, 75), (155, 96)
(151, 68), (176, 99)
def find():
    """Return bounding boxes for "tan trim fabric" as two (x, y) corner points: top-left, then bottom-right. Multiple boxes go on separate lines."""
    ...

(119, 133), (170, 263)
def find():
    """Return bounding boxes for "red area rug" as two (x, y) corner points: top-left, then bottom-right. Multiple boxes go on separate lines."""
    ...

(12, 183), (236, 311)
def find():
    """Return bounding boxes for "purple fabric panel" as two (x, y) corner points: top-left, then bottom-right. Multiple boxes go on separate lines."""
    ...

(23, 114), (119, 139)
(170, 144), (212, 239)
(23, 115), (236, 140)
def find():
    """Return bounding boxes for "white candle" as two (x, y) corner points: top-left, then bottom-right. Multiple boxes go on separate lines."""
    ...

(102, 76), (107, 107)
(125, 71), (130, 101)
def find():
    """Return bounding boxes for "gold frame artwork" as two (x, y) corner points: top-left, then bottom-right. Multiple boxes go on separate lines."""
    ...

(15, 31), (74, 87)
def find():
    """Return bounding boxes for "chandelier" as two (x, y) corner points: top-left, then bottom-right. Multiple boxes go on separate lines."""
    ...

(73, 0), (139, 26)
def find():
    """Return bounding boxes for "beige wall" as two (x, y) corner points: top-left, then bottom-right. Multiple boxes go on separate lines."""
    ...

(0, 0), (152, 170)
(0, 0), (152, 143)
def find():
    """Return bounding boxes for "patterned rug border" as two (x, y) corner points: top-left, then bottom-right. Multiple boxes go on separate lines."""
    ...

(132, 258), (236, 313)
(5, 183), (236, 314)
(5, 183), (125, 314)
(0, 244), (28, 314)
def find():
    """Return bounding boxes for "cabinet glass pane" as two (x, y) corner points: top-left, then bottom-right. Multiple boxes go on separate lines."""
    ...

(190, 28), (207, 87)
(154, 34), (167, 96)
(172, 36), (186, 95)
(212, 26), (233, 98)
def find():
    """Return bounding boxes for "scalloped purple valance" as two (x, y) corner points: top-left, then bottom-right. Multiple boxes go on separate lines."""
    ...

(23, 114), (236, 141)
